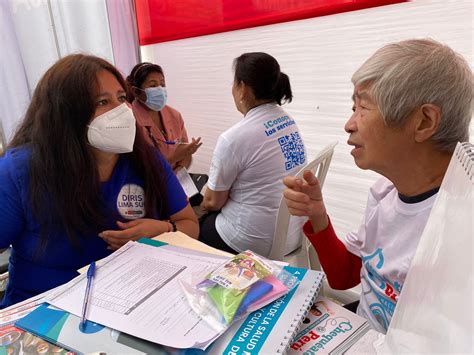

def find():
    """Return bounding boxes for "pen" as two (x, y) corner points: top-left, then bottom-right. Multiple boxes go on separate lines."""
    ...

(162, 140), (178, 145)
(163, 141), (190, 145)
(79, 261), (96, 331)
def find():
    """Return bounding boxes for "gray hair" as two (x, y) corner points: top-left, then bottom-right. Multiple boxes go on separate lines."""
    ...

(352, 38), (473, 152)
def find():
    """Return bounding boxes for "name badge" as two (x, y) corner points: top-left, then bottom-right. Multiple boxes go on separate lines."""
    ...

(116, 184), (145, 219)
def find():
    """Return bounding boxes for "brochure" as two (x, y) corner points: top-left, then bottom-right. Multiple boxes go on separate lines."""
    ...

(288, 296), (371, 354)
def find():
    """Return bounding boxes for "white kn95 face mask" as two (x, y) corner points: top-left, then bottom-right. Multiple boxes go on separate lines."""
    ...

(87, 103), (136, 154)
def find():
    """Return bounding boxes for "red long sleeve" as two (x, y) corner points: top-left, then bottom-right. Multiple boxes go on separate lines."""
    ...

(303, 218), (362, 290)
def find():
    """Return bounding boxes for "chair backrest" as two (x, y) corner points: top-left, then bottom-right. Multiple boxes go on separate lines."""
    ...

(268, 141), (337, 262)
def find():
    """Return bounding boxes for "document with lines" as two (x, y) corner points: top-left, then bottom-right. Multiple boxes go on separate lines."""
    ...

(47, 241), (227, 349)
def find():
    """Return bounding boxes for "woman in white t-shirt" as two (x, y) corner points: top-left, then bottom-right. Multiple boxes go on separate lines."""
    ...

(199, 52), (306, 256)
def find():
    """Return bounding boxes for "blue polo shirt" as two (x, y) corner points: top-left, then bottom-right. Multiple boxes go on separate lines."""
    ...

(0, 147), (187, 307)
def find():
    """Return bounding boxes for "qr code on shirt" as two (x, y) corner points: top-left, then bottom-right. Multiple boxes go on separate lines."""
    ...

(278, 132), (305, 171)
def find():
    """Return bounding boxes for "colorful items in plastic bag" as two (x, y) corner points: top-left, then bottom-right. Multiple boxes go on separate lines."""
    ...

(204, 251), (275, 323)
(181, 250), (300, 331)
(208, 251), (274, 290)
(235, 280), (273, 317)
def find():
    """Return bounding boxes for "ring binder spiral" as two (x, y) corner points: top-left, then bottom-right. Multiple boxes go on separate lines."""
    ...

(458, 142), (474, 177)
(279, 275), (323, 353)
(206, 266), (325, 354)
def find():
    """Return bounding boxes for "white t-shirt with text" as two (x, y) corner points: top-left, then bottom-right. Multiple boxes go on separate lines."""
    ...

(208, 103), (306, 256)
(344, 177), (437, 333)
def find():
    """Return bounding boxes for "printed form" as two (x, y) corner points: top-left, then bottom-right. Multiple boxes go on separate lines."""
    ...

(47, 242), (226, 349)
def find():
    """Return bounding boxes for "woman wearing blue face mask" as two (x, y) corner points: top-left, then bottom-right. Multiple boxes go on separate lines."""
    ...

(0, 54), (199, 308)
(126, 63), (202, 170)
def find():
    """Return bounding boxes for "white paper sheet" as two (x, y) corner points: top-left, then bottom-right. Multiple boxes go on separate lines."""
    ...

(47, 242), (227, 349)
(154, 231), (234, 257)
(175, 167), (199, 198)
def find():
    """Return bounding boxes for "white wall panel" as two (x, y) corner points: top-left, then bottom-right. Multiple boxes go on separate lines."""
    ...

(141, 0), (473, 238)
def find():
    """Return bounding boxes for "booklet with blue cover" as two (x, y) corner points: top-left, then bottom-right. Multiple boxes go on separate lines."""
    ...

(202, 266), (324, 354)
(15, 303), (166, 354)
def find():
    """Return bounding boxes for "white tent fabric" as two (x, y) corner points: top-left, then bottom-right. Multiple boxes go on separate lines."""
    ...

(105, 0), (141, 78)
(0, 0), (31, 142)
(0, 0), (139, 143)
(141, 0), (473, 241)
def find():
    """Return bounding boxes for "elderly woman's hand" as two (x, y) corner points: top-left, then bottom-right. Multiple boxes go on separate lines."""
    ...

(283, 170), (328, 233)
(99, 219), (170, 250)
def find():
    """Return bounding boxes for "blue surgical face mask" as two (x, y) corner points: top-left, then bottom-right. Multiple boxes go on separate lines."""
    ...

(143, 86), (167, 111)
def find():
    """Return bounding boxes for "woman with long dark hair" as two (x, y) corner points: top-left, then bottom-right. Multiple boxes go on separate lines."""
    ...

(0, 54), (198, 307)
(199, 52), (307, 256)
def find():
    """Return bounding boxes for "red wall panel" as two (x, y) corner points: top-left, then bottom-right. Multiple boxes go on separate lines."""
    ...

(135, 0), (406, 46)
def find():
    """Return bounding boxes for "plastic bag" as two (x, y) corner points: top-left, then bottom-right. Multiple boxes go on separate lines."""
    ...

(377, 143), (473, 353)
(181, 250), (299, 332)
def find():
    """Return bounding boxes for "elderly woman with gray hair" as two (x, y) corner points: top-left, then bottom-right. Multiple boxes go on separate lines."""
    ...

(283, 38), (472, 333)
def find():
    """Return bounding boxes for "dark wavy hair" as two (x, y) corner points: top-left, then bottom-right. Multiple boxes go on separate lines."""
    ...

(9, 54), (169, 250)
(233, 52), (292, 105)
(126, 62), (164, 102)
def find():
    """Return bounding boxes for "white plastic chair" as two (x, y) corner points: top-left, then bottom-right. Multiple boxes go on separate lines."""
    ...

(268, 141), (337, 267)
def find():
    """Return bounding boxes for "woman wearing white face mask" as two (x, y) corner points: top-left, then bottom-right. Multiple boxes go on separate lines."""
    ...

(126, 63), (202, 170)
(0, 54), (199, 308)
